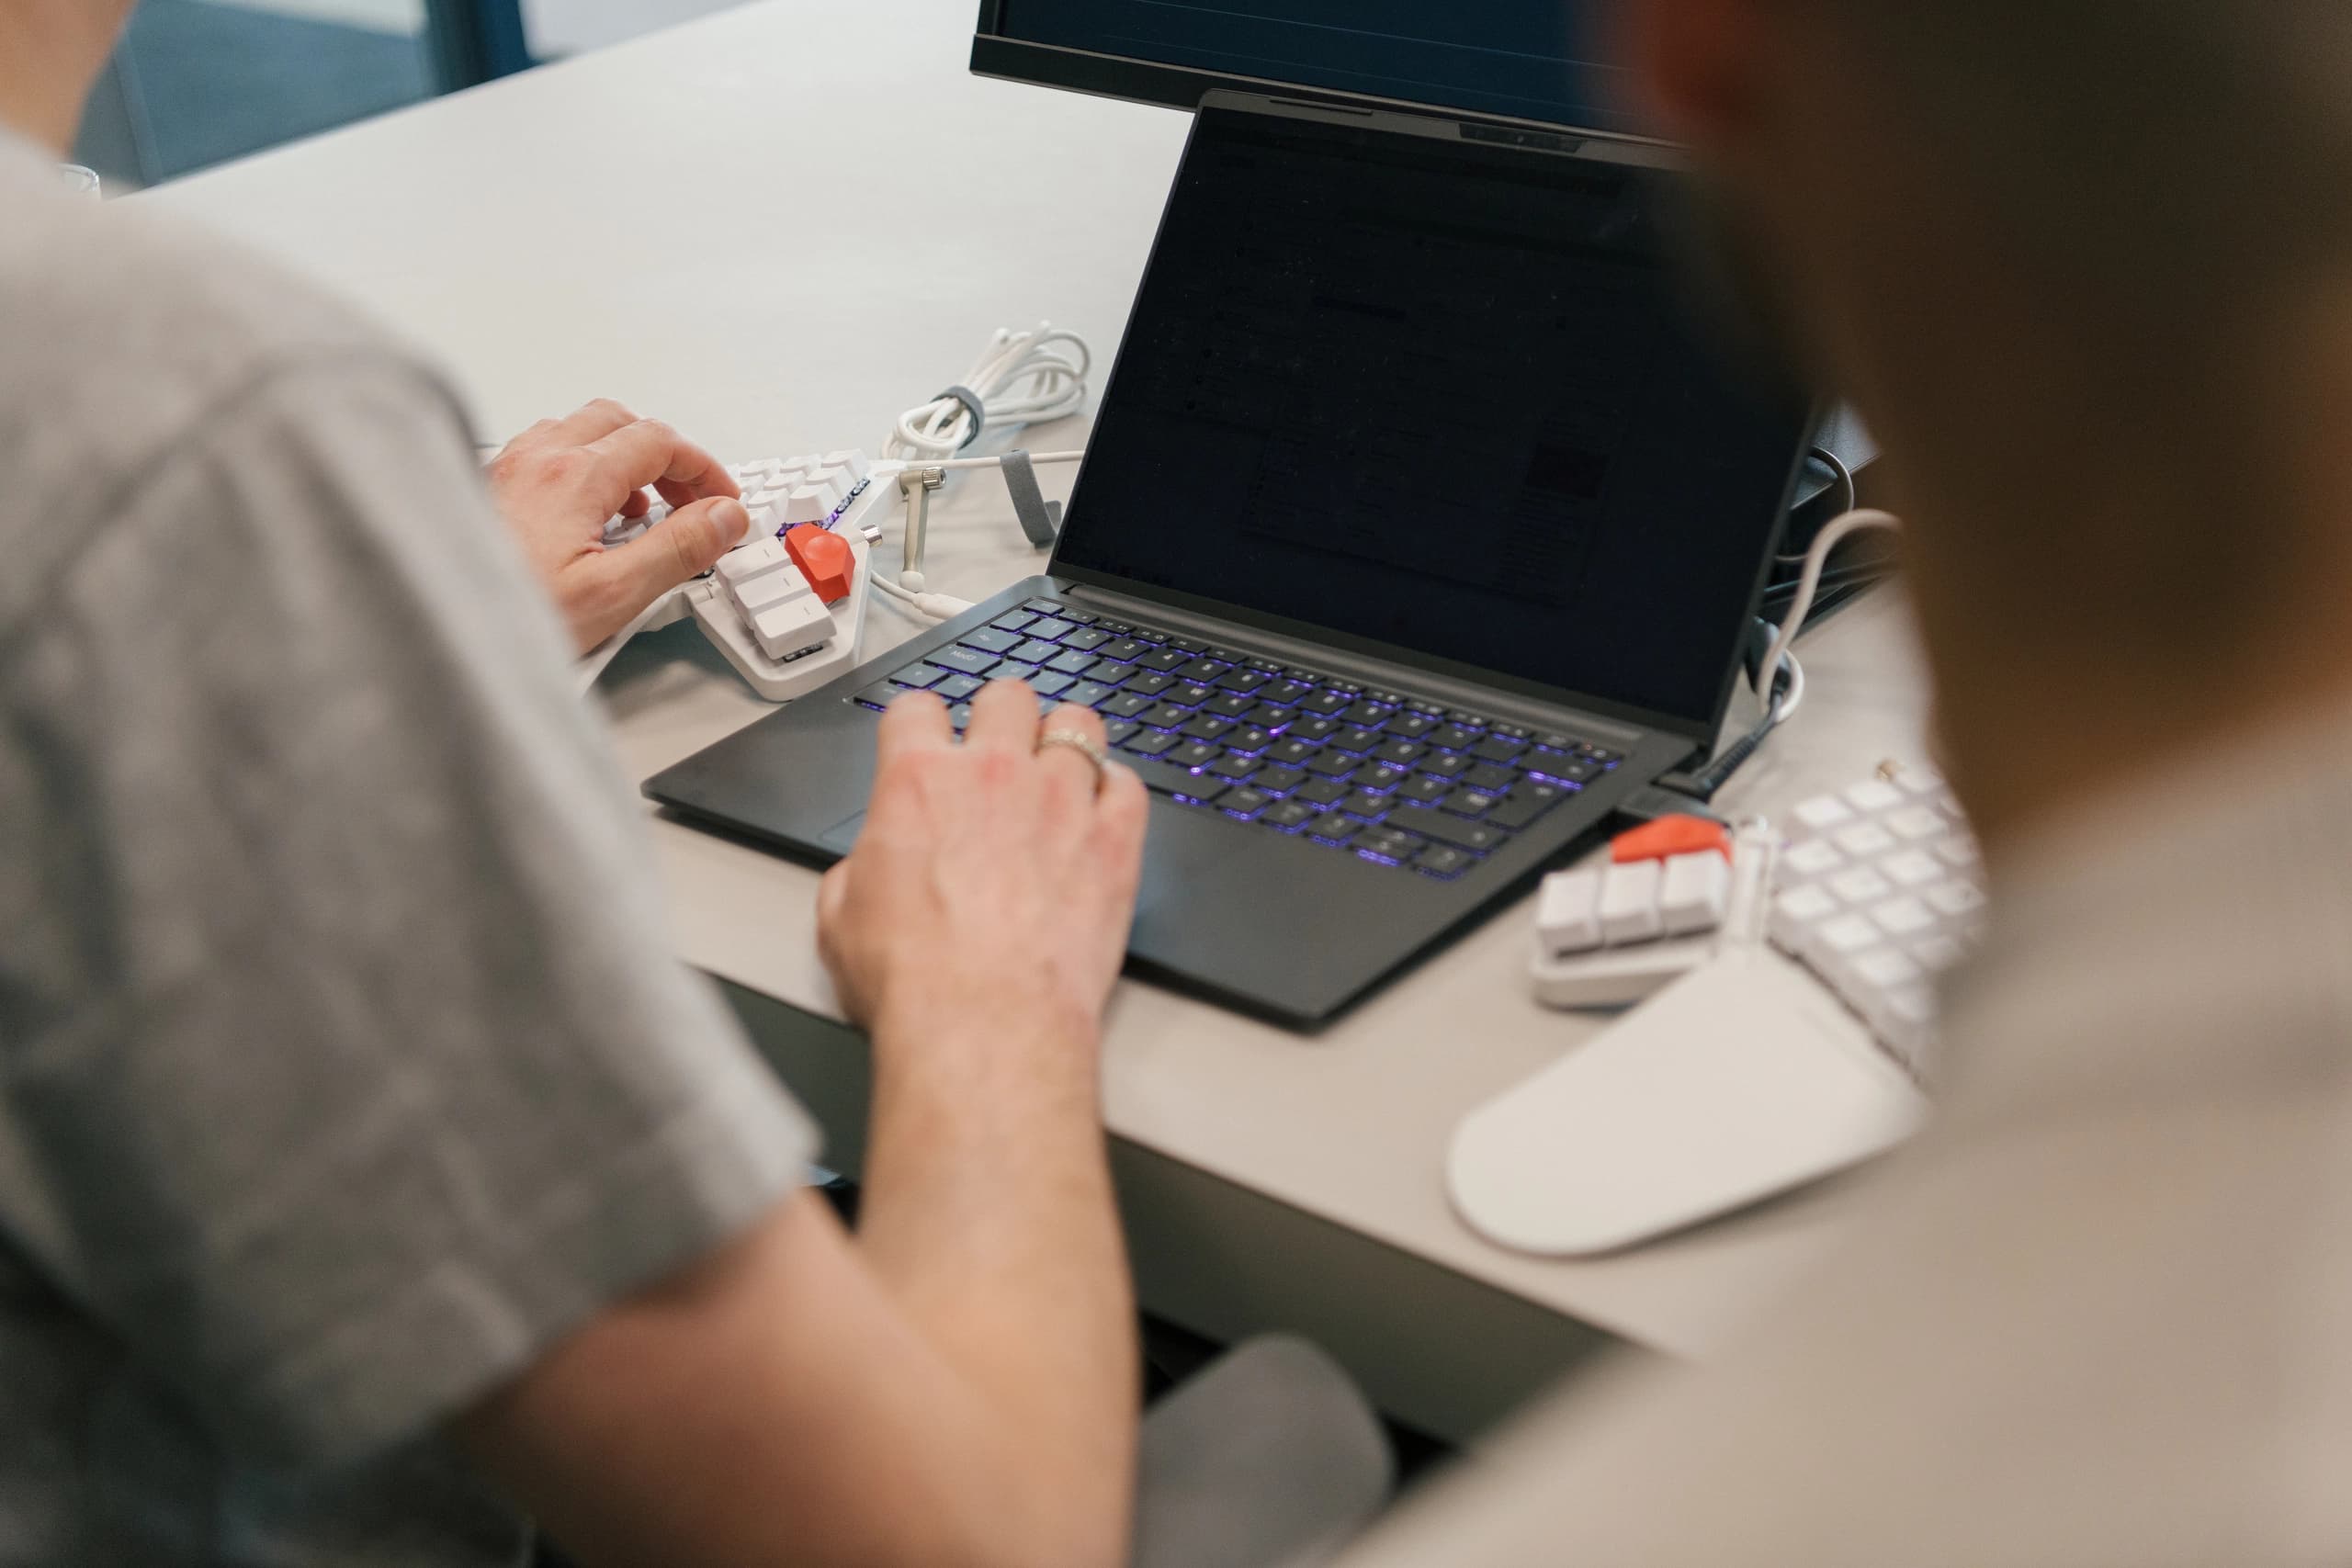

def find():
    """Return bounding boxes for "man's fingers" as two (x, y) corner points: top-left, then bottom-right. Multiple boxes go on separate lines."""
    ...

(874, 689), (955, 769)
(542, 399), (641, 448)
(1093, 760), (1151, 867)
(1035, 703), (1111, 803)
(965, 678), (1046, 753)
(584, 419), (737, 512)
(497, 416), (563, 456)
(597, 496), (747, 604)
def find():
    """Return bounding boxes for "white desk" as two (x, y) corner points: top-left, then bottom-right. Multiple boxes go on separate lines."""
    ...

(148, 0), (1933, 1441)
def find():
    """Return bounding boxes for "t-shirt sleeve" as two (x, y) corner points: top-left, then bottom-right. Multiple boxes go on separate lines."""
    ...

(0, 352), (820, 1469)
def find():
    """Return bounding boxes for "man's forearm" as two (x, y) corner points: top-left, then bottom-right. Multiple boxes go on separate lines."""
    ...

(854, 1004), (1138, 1562)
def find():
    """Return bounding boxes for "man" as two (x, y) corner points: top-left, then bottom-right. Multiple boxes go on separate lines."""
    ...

(0, 0), (1159, 1562)
(1328, 2), (2352, 1562)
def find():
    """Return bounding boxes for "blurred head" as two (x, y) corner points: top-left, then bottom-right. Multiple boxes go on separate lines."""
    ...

(0, 0), (141, 152)
(1624, 0), (2352, 837)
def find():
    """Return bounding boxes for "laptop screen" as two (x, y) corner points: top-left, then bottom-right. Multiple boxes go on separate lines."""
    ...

(1050, 105), (1811, 732)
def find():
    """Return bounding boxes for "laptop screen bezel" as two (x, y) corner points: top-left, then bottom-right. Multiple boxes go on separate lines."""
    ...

(1045, 93), (1815, 750)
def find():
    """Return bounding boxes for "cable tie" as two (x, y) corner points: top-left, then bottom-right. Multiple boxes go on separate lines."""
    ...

(998, 450), (1064, 547)
(933, 384), (988, 448)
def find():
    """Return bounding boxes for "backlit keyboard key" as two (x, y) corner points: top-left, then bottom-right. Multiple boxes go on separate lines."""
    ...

(933, 646), (999, 677)
(1418, 846), (1473, 879)
(1486, 783), (1567, 831)
(1404, 811), (1505, 855)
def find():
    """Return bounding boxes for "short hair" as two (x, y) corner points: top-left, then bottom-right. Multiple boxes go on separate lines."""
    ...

(1835, 2), (2352, 327)
(1810, 4), (2352, 654)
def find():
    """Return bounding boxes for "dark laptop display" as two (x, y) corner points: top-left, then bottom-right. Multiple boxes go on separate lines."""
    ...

(1054, 106), (1809, 737)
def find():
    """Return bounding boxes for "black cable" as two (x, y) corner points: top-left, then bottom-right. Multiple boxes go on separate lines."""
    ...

(1657, 619), (1798, 801)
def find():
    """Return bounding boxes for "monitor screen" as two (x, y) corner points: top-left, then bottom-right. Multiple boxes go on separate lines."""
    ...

(1049, 105), (1810, 732)
(976, 0), (1637, 133)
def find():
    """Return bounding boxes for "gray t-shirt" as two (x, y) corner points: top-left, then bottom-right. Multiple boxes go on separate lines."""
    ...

(0, 134), (817, 1562)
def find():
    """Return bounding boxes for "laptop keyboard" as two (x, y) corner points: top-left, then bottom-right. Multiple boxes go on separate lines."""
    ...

(855, 598), (1622, 881)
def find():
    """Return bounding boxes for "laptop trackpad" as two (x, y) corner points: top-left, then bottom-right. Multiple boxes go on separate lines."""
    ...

(819, 810), (867, 855)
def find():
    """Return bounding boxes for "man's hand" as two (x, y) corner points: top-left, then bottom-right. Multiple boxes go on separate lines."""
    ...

(819, 681), (1150, 1051)
(485, 400), (750, 654)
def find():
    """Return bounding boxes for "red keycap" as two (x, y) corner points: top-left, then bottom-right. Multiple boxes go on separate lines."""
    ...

(1611, 815), (1732, 865)
(785, 525), (855, 604)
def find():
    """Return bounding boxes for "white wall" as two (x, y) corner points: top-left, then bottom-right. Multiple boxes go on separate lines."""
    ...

(521, 0), (745, 57)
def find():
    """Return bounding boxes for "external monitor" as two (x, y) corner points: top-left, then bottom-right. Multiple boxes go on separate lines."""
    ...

(970, 1), (1642, 137)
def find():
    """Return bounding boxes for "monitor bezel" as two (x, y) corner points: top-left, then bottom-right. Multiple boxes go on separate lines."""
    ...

(969, 0), (1670, 145)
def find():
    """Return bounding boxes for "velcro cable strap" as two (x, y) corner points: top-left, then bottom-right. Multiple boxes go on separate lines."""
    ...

(999, 450), (1064, 548)
(933, 384), (987, 448)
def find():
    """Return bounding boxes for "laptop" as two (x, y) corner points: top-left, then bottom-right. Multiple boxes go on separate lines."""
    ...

(644, 94), (1814, 1029)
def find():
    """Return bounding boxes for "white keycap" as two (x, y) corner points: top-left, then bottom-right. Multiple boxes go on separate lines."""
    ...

(1926, 881), (1986, 919)
(1882, 849), (1942, 887)
(1895, 767), (1947, 796)
(781, 485), (834, 525)
(1887, 806), (1945, 840)
(1804, 915), (1884, 990)
(1933, 836), (1980, 870)
(1771, 885), (1840, 949)
(751, 595), (833, 660)
(1871, 986), (1939, 1070)
(1535, 870), (1606, 958)
(1853, 947), (1924, 989)
(822, 449), (871, 483)
(738, 502), (782, 548)
(1782, 839), (1845, 879)
(1794, 795), (1854, 831)
(1658, 852), (1732, 937)
(729, 566), (809, 615)
(1817, 913), (1881, 955)
(716, 538), (793, 587)
(1834, 822), (1898, 857)
(1598, 860), (1666, 946)
(1870, 896), (1936, 936)
(1911, 935), (1967, 971)
(1829, 866), (1894, 906)
(1845, 779), (1905, 813)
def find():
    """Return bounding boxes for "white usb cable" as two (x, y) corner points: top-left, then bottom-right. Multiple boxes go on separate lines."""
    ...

(1759, 508), (1903, 723)
(885, 324), (1092, 463)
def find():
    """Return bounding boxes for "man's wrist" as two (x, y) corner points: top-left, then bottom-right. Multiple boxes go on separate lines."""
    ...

(869, 986), (1104, 1075)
